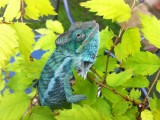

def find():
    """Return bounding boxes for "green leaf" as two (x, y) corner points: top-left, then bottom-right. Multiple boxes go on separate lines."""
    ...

(46, 20), (64, 34)
(102, 88), (123, 103)
(24, 106), (54, 120)
(141, 110), (153, 120)
(129, 89), (141, 102)
(140, 14), (160, 48)
(125, 106), (139, 120)
(36, 28), (53, 35)
(0, 24), (18, 68)
(73, 71), (98, 105)
(123, 75), (149, 88)
(100, 26), (114, 51)
(112, 99), (128, 115)
(113, 115), (130, 120)
(156, 80), (160, 93)
(55, 104), (107, 120)
(25, 0), (56, 20)
(34, 34), (57, 51)
(149, 98), (160, 120)
(3, 0), (20, 21)
(0, 92), (30, 120)
(115, 28), (141, 61)
(80, 0), (131, 22)
(123, 51), (160, 75)
(92, 98), (112, 118)
(94, 56), (118, 75)
(12, 23), (35, 60)
(107, 69), (133, 87)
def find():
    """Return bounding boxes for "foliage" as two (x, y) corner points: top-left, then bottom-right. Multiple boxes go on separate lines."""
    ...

(0, 0), (160, 120)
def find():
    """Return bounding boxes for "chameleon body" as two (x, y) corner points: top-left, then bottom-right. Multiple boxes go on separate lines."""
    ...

(38, 20), (99, 110)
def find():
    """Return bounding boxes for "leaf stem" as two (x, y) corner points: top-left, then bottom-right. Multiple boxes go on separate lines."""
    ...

(143, 69), (160, 106)
(102, 0), (136, 84)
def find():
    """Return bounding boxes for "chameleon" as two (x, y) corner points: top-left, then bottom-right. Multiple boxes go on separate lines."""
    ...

(38, 20), (100, 110)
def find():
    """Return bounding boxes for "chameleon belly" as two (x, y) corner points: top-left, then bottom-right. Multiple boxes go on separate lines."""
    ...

(38, 20), (99, 110)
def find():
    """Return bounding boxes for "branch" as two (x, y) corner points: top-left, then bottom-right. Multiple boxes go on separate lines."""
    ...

(143, 69), (160, 106)
(88, 74), (141, 107)
(102, 0), (136, 84)
(20, 0), (25, 23)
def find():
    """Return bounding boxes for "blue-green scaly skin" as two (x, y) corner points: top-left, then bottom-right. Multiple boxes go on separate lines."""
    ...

(38, 21), (99, 110)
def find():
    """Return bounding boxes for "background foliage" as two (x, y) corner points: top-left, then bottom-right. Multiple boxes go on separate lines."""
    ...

(0, 0), (160, 120)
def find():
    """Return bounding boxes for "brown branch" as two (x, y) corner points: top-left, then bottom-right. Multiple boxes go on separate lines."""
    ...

(20, 0), (25, 23)
(143, 69), (160, 106)
(88, 74), (141, 107)
(102, 0), (136, 84)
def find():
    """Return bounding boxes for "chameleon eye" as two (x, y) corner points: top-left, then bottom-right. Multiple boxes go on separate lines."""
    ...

(76, 33), (81, 38)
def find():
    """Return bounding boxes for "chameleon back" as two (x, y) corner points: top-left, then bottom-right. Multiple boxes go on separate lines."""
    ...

(38, 20), (99, 110)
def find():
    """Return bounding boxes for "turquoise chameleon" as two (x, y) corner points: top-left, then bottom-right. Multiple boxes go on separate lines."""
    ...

(38, 20), (100, 110)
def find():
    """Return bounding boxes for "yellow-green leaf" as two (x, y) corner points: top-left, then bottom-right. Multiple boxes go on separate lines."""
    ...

(46, 20), (64, 34)
(115, 28), (141, 61)
(123, 51), (160, 75)
(12, 23), (35, 60)
(140, 14), (160, 48)
(0, 24), (19, 68)
(55, 104), (107, 120)
(156, 80), (160, 93)
(80, 0), (131, 22)
(25, 0), (56, 20)
(0, 0), (9, 8)
(3, 0), (20, 21)
(100, 26), (114, 52)
(34, 34), (57, 51)
(0, 92), (30, 120)
(107, 69), (133, 87)
(141, 110), (153, 120)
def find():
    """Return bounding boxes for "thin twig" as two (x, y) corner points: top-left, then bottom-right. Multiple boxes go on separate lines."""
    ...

(143, 69), (160, 106)
(102, 0), (136, 84)
(88, 74), (141, 107)
(20, 0), (25, 23)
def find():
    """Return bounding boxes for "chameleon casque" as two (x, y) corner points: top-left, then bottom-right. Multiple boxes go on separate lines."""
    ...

(38, 20), (100, 110)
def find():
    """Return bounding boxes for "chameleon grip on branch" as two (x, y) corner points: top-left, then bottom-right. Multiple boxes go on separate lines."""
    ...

(38, 20), (100, 110)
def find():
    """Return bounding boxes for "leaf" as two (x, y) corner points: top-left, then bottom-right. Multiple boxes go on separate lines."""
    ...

(0, 24), (19, 68)
(73, 70), (98, 105)
(80, 0), (131, 22)
(113, 115), (130, 120)
(156, 80), (160, 93)
(129, 89), (141, 102)
(114, 28), (141, 61)
(0, 0), (9, 8)
(55, 104), (107, 120)
(100, 26), (114, 51)
(46, 20), (64, 34)
(102, 88), (123, 103)
(36, 28), (53, 35)
(94, 56), (118, 75)
(25, 0), (56, 20)
(123, 51), (160, 75)
(123, 75), (149, 88)
(0, 92), (30, 120)
(141, 110), (153, 120)
(3, 0), (20, 21)
(24, 106), (54, 120)
(149, 98), (160, 120)
(112, 99), (128, 115)
(107, 69), (133, 87)
(125, 106), (139, 120)
(140, 14), (160, 48)
(92, 98), (112, 118)
(34, 34), (57, 51)
(12, 23), (35, 60)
